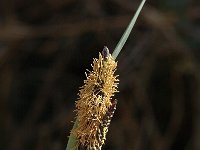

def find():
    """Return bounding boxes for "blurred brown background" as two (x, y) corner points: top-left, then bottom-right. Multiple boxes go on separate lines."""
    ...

(0, 0), (199, 150)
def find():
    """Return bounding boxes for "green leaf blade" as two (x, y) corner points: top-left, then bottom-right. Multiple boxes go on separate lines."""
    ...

(112, 0), (146, 60)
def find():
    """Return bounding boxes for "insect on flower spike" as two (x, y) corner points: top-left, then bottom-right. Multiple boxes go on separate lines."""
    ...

(112, 0), (146, 60)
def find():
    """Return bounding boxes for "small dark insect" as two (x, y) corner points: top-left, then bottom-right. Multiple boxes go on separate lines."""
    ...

(102, 46), (110, 59)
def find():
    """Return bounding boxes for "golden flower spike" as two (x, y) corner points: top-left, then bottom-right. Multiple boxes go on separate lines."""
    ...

(67, 0), (146, 149)
(71, 47), (119, 150)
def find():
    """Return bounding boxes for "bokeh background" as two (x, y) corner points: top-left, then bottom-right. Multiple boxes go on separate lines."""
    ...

(0, 0), (200, 150)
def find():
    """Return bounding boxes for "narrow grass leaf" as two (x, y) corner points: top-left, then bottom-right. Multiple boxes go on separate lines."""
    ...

(112, 0), (146, 60)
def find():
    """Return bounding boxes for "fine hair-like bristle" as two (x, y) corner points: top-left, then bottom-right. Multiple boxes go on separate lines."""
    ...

(71, 49), (119, 149)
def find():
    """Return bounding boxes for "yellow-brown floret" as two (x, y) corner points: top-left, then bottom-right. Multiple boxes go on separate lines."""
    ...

(71, 52), (118, 149)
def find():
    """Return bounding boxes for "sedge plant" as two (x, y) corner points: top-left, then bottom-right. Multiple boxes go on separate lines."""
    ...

(66, 0), (146, 149)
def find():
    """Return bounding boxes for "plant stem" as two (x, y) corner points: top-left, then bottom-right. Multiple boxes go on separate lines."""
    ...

(66, 120), (78, 150)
